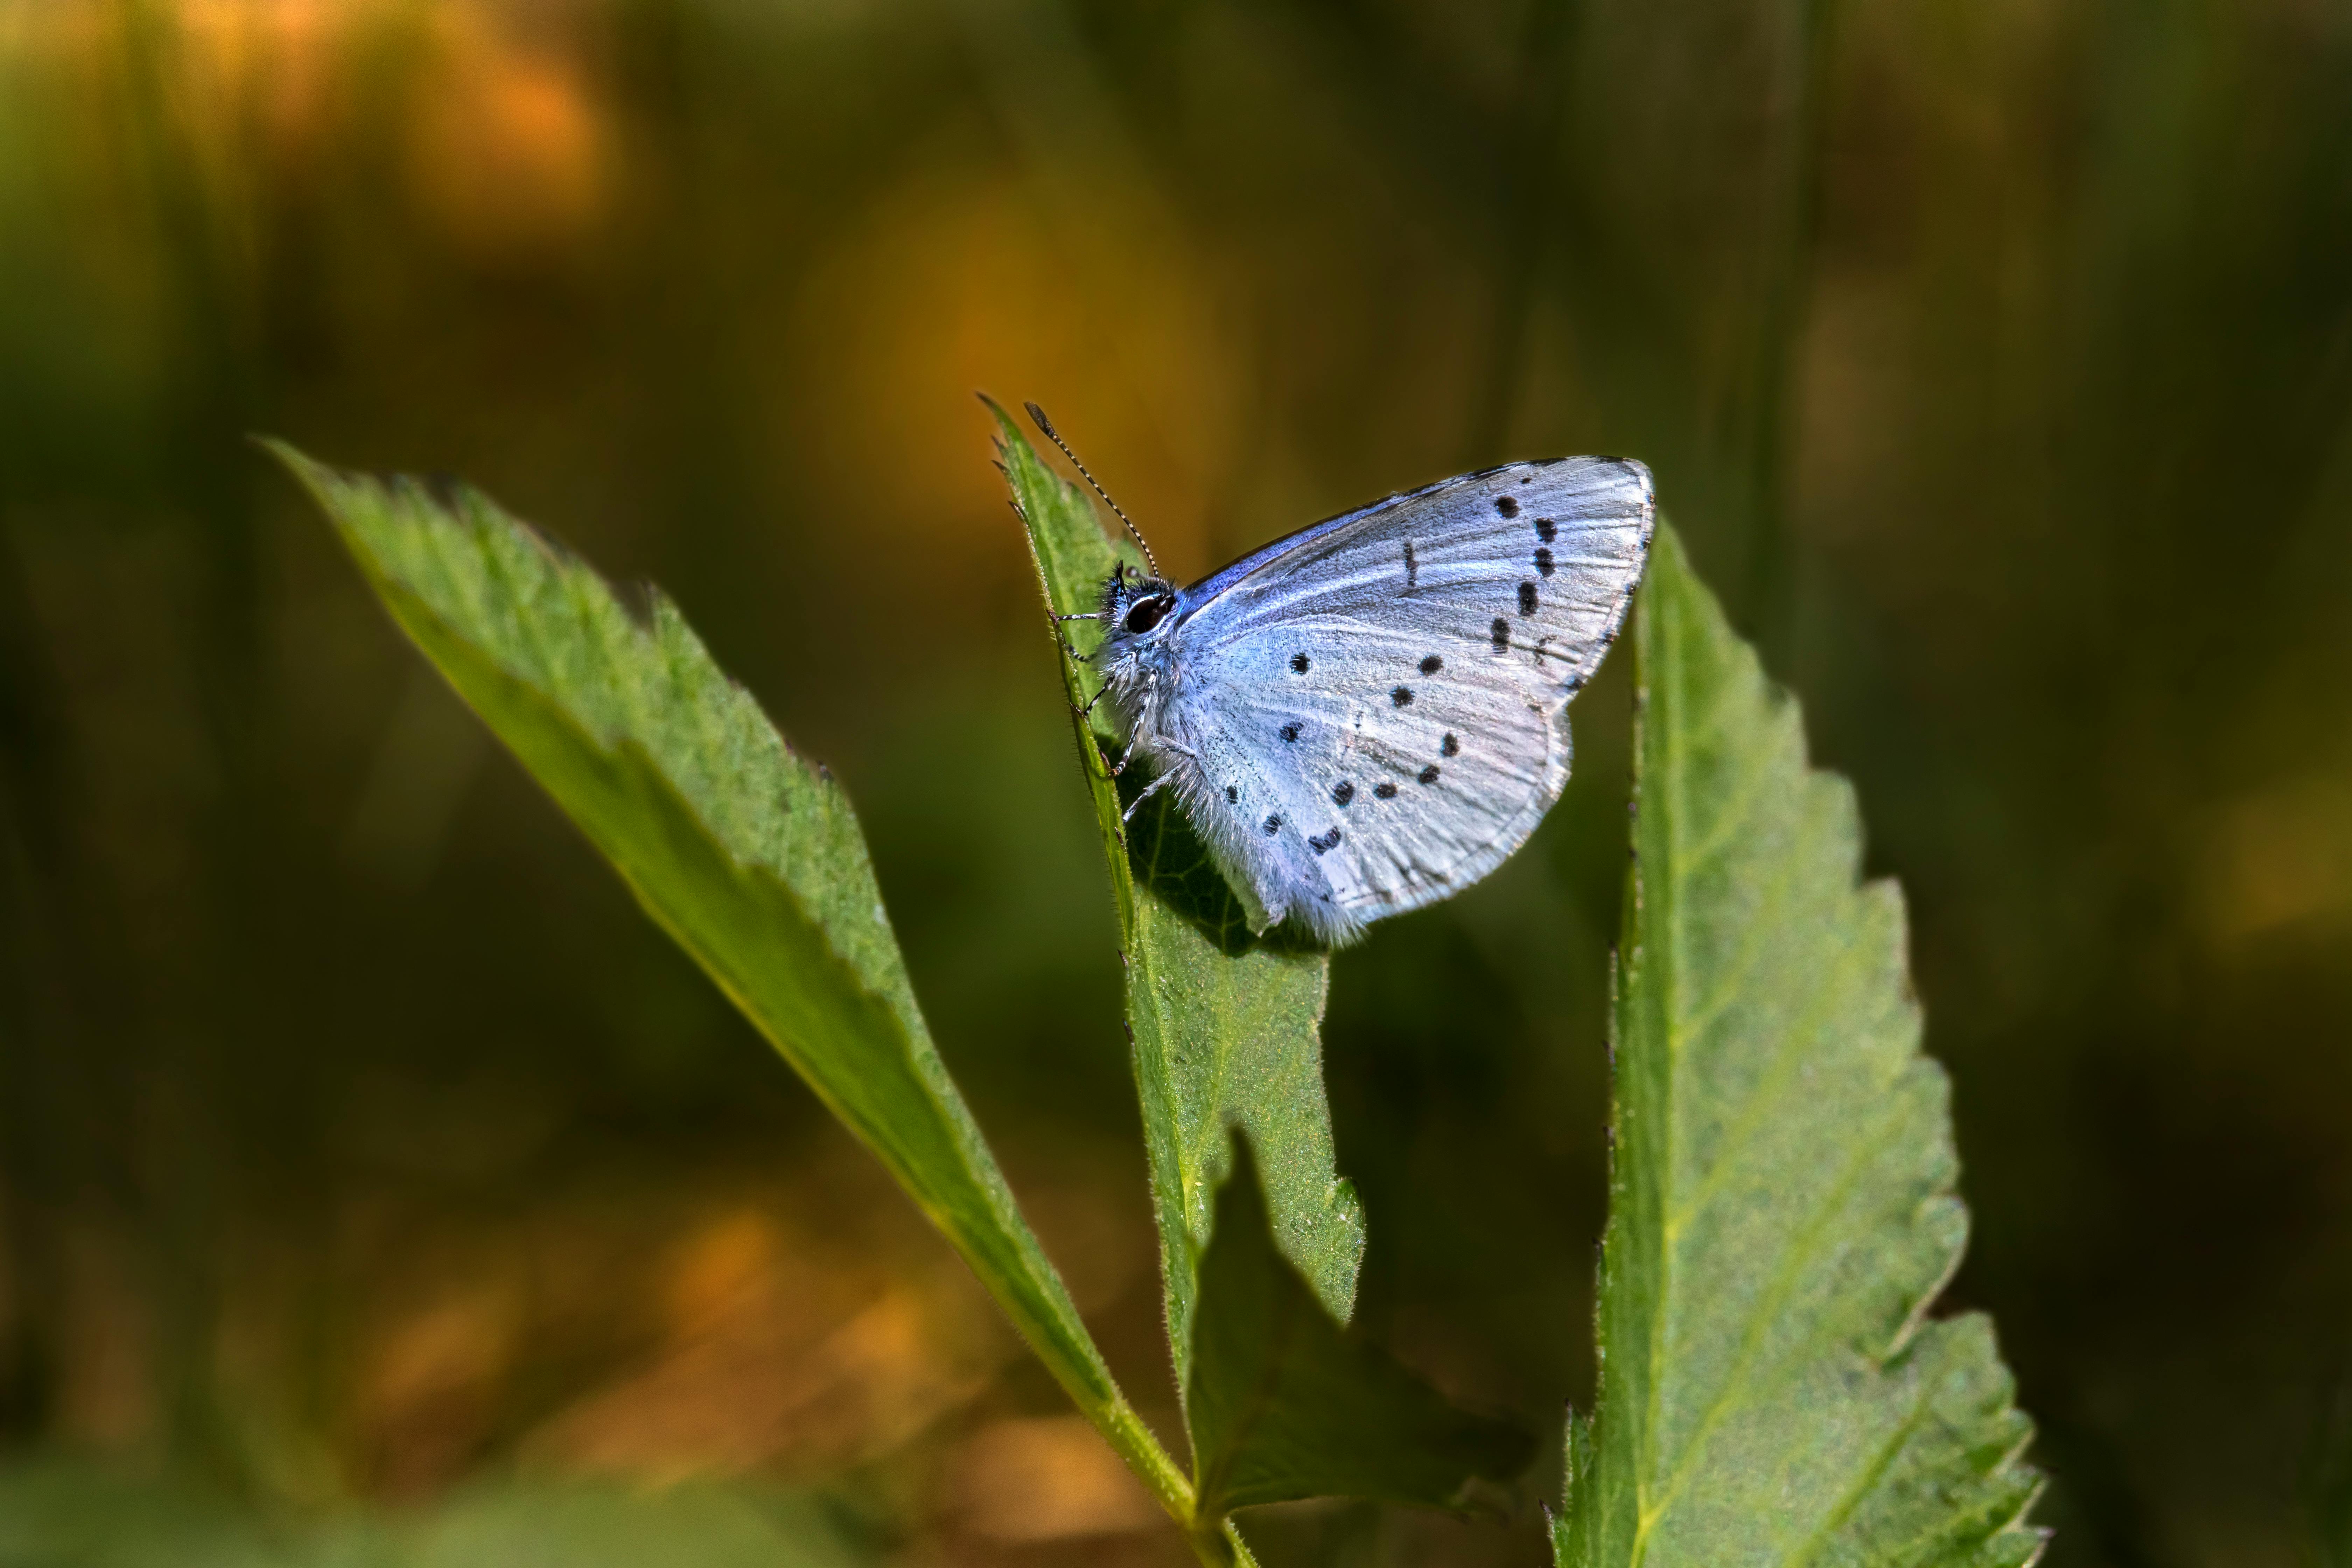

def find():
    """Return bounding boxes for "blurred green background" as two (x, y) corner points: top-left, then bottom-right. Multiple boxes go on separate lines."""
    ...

(2, 1), (2350, 1565)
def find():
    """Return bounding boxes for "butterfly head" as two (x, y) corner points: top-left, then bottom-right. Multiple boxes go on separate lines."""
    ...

(1093, 562), (1180, 713)
(1098, 562), (1177, 641)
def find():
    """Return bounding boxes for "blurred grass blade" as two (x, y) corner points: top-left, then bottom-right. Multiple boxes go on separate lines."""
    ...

(1554, 525), (2043, 1567)
(267, 442), (1189, 1521)
(1187, 1134), (1533, 1518)
(992, 402), (1365, 1390)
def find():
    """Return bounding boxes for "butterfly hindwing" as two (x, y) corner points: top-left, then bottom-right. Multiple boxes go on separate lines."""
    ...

(1161, 457), (1652, 939)
(1162, 623), (1561, 927)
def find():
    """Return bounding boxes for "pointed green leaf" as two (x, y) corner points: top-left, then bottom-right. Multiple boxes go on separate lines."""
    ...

(266, 442), (1188, 1520)
(993, 404), (1365, 1395)
(1556, 525), (2043, 1568)
(1188, 1134), (1533, 1518)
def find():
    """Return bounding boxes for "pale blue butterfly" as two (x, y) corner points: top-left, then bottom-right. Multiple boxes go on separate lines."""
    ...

(1032, 405), (1654, 946)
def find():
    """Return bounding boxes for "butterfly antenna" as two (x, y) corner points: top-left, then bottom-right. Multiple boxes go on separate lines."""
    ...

(1025, 402), (1161, 580)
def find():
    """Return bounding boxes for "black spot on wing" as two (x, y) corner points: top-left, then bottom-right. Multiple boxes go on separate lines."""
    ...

(1263, 814), (1282, 835)
(1392, 686), (1413, 707)
(1419, 765), (1441, 785)
(1291, 652), (1310, 673)
(1490, 617), (1510, 651)
(1495, 495), (1520, 518)
(1225, 785), (1239, 803)
(1441, 733), (1459, 757)
(1373, 783), (1399, 800)
(1309, 828), (1342, 855)
(1419, 655), (1442, 674)
(1403, 539), (1418, 588)
(1332, 781), (1354, 806)
(1535, 517), (1558, 543)
(1280, 723), (1300, 742)
(1518, 581), (1538, 616)
(1535, 547), (1554, 577)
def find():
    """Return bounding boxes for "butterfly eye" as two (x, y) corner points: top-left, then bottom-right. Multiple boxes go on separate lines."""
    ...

(1124, 595), (1172, 635)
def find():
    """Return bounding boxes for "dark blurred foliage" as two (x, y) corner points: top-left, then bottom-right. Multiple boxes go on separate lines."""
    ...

(1, 1), (2350, 1565)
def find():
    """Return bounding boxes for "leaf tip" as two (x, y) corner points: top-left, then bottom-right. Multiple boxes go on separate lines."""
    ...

(254, 434), (337, 500)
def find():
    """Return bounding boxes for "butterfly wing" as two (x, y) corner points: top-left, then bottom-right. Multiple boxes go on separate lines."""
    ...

(1157, 457), (1652, 941)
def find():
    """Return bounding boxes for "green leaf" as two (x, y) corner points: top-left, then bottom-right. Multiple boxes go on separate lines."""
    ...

(991, 402), (1365, 1393)
(1186, 1134), (1535, 1518)
(1555, 525), (2044, 1568)
(0, 1458), (257, 1568)
(266, 442), (1188, 1521)
(387, 1481), (863, 1568)
(0, 1462), (864, 1568)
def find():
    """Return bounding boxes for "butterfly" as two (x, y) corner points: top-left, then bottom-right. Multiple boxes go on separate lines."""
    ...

(1032, 405), (1653, 946)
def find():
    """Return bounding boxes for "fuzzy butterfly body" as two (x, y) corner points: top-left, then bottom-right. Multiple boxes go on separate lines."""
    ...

(1089, 455), (1654, 944)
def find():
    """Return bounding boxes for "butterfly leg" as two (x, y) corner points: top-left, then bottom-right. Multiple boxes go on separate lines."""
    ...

(1049, 610), (1099, 662)
(1120, 770), (1173, 824)
(1108, 728), (1145, 777)
(1110, 728), (1195, 778)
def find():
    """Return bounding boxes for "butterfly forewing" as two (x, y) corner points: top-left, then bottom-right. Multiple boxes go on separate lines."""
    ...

(1164, 457), (1652, 939)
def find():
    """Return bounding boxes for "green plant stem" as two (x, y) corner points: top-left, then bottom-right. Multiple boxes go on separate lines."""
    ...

(1100, 1404), (1196, 1529)
(1028, 566), (1219, 1550)
(1184, 1519), (1263, 1568)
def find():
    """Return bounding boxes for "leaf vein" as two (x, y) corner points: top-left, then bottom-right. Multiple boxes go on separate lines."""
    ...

(1641, 1099), (1921, 1530)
